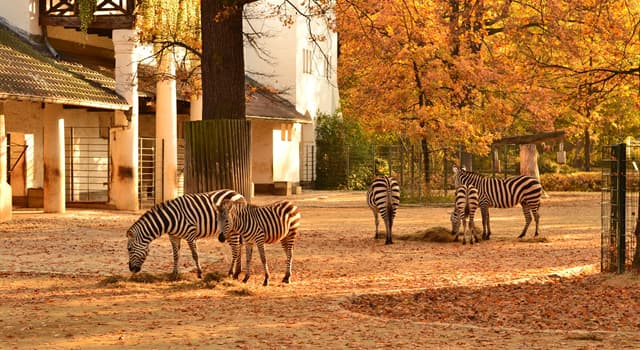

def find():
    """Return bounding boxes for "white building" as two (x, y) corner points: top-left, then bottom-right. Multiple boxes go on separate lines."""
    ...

(0, 0), (337, 216)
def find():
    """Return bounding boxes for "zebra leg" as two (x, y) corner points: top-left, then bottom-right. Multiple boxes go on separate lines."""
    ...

(384, 216), (393, 245)
(256, 241), (270, 286)
(229, 242), (242, 279)
(281, 235), (295, 284)
(469, 213), (478, 243)
(533, 209), (540, 237)
(518, 206), (533, 239)
(242, 244), (254, 283)
(169, 235), (181, 279)
(481, 207), (492, 240)
(186, 240), (203, 279)
(462, 216), (468, 245)
(372, 209), (380, 239)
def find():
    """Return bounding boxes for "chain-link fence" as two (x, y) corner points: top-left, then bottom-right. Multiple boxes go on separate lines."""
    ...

(601, 142), (640, 273)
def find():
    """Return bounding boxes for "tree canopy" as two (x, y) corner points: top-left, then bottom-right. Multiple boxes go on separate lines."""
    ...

(337, 0), (640, 165)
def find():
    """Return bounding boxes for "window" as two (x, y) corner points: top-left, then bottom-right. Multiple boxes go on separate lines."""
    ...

(302, 49), (312, 74)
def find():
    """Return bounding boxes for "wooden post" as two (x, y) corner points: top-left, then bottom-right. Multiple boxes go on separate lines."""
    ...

(519, 144), (540, 179)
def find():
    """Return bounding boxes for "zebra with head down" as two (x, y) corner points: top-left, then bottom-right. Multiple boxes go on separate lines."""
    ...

(126, 189), (246, 278)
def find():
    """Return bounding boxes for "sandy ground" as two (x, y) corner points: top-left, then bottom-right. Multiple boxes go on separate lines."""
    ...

(0, 191), (639, 349)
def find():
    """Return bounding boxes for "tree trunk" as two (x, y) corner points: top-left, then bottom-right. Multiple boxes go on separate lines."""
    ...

(421, 137), (430, 195)
(186, 1), (253, 197)
(201, 1), (246, 120)
(519, 144), (540, 179)
(584, 127), (591, 171)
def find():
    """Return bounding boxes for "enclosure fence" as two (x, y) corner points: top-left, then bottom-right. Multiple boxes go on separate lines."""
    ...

(315, 139), (522, 202)
(601, 143), (640, 273)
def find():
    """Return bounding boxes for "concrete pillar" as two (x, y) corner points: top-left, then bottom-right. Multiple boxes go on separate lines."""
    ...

(0, 102), (12, 221)
(43, 103), (65, 213)
(111, 29), (139, 211)
(156, 52), (178, 202)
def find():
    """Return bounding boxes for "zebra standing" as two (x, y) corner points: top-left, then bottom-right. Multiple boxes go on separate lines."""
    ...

(126, 189), (246, 278)
(452, 166), (542, 240)
(450, 184), (480, 245)
(217, 199), (301, 286)
(367, 175), (400, 245)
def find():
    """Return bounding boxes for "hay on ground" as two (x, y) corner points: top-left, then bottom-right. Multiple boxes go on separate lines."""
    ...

(395, 226), (455, 243)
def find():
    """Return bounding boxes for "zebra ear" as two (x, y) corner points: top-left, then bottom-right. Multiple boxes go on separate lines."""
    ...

(453, 165), (459, 174)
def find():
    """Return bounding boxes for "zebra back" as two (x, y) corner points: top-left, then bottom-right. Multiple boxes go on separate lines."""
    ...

(127, 189), (245, 244)
(219, 200), (300, 244)
(367, 175), (400, 216)
(452, 166), (542, 209)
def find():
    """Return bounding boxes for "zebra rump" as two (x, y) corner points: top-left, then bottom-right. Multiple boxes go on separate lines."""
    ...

(126, 189), (246, 278)
(217, 199), (301, 286)
(450, 184), (479, 245)
(367, 175), (400, 245)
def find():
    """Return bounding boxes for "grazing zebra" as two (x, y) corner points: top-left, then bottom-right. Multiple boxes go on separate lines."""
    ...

(450, 184), (480, 245)
(126, 189), (246, 278)
(217, 199), (301, 286)
(452, 166), (542, 240)
(367, 175), (400, 245)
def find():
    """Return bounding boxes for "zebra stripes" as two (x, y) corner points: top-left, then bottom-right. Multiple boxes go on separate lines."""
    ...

(217, 199), (301, 286)
(452, 166), (542, 240)
(367, 175), (400, 245)
(450, 184), (480, 245)
(126, 189), (246, 278)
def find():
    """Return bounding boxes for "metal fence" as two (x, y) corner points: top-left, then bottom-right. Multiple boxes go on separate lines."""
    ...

(601, 143), (640, 273)
(315, 139), (523, 202)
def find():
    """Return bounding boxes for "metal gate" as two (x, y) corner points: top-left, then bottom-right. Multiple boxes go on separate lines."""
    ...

(602, 142), (640, 273)
(301, 143), (315, 186)
(65, 127), (109, 202)
(138, 137), (157, 209)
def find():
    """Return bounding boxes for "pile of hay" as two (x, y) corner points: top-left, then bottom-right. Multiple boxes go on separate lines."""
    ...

(395, 226), (455, 243)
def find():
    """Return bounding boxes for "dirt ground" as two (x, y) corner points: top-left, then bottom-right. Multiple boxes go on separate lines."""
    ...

(1, 191), (639, 349)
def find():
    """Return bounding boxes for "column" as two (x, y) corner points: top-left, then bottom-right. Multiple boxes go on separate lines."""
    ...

(0, 101), (12, 221)
(155, 51), (178, 202)
(111, 29), (139, 211)
(43, 103), (65, 213)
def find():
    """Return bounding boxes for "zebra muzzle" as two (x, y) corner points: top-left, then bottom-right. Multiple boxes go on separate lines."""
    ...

(129, 263), (141, 273)
(218, 233), (226, 243)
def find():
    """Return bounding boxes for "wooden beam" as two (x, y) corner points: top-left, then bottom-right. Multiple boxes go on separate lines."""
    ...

(493, 130), (566, 145)
(39, 15), (136, 30)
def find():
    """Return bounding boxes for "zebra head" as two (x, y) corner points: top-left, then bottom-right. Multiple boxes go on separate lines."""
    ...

(126, 229), (150, 273)
(452, 165), (469, 187)
(217, 199), (236, 243)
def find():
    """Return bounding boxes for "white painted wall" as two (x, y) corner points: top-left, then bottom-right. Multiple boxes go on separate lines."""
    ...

(273, 123), (301, 182)
(0, 0), (40, 37)
(251, 120), (274, 184)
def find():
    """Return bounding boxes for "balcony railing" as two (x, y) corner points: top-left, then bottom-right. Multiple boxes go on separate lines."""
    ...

(39, 0), (136, 30)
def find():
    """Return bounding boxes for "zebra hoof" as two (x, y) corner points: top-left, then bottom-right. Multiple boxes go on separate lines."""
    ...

(242, 276), (250, 283)
(282, 275), (291, 284)
(263, 278), (269, 286)
(385, 240), (393, 245)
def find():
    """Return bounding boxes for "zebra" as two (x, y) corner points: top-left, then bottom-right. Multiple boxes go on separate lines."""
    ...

(450, 184), (480, 245)
(126, 189), (246, 278)
(452, 165), (542, 240)
(367, 175), (400, 245)
(217, 199), (301, 286)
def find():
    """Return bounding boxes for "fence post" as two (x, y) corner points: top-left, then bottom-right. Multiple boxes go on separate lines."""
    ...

(611, 143), (626, 273)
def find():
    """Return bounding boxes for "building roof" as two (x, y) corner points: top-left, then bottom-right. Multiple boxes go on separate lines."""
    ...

(245, 76), (312, 124)
(0, 25), (130, 111)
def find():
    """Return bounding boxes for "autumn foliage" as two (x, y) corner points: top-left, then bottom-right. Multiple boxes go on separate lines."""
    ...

(337, 1), (640, 161)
